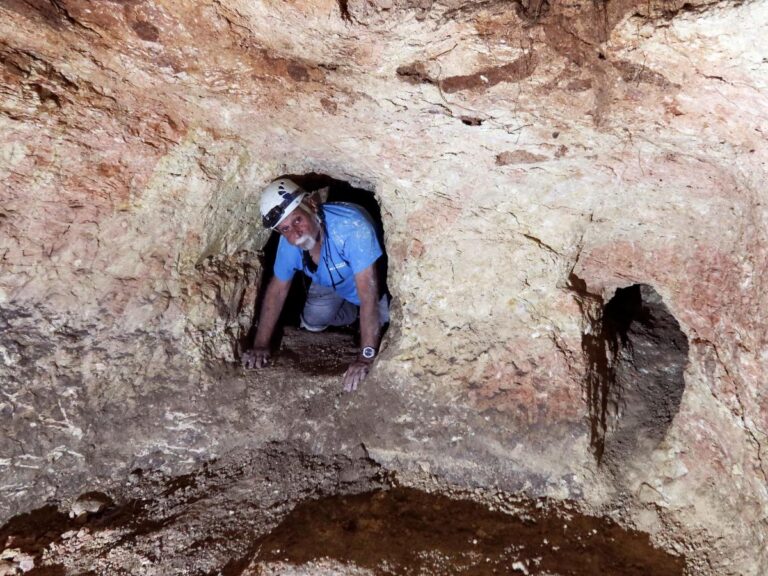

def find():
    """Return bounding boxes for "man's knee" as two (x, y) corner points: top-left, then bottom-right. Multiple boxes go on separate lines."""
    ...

(301, 284), (357, 330)
(299, 315), (329, 332)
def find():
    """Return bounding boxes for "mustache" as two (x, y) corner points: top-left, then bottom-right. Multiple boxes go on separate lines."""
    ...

(296, 234), (316, 251)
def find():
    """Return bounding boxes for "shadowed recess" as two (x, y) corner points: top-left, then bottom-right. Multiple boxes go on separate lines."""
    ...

(584, 284), (689, 465)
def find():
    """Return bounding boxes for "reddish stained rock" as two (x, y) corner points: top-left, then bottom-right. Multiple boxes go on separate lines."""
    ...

(496, 150), (549, 165)
(613, 59), (679, 88)
(286, 62), (310, 82)
(131, 20), (161, 42)
(565, 77), (593, 92)
(440, 52), (538, 93)
(468, 348), (584, 425)
(320, 97), (338, 113)
(406, 194), (466, 235)
(395, 61), (434, 85)
(1, 0), (74, 31)
(576, 241), (749, 342)
(247, 47), (326, 84)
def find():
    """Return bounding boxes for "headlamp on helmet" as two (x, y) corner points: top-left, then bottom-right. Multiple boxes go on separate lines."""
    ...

(259, 179), (307, 229)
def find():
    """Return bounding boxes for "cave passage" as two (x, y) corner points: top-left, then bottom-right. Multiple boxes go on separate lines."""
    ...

(245, 174), (390, 375)
(585, 284), (689, 465)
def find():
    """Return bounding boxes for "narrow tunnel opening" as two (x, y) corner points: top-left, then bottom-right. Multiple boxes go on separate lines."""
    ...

(582, 283), (689, 466)
(243, 173), (390, 376)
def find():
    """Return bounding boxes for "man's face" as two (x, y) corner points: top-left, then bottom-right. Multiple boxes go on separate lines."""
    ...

(275, 206), (321, 251)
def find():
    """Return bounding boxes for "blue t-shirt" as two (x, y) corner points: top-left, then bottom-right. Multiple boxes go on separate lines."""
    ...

(273, 203), (382, 305)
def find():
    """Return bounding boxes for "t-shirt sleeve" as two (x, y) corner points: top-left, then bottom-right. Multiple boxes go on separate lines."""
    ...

(273, 237), (301, 282)
(342, 215), (383, 275)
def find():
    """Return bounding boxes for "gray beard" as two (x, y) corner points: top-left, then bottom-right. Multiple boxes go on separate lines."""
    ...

(296, 234), (316, 251)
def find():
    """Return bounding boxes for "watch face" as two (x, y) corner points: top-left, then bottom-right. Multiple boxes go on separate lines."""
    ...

(362, 346), (376, 359)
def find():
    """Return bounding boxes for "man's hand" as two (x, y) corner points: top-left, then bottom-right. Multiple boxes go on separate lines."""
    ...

(245, 276), (291, 370)
(242, 347), (271, 369)
(342, 358), (373, 392)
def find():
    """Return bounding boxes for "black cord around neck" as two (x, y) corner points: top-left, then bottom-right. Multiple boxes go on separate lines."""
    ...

(302, 250), (317, 274)
(319, 206), (347, 291)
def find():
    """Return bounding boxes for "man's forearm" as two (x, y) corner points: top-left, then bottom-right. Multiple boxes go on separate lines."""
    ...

(253, 277), (290, 348)
(355, 265), (381, 352)
(359, 295), (380, 350)
(344, 264), (382, 392)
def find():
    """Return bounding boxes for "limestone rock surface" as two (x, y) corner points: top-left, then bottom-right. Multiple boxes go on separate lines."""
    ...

(1, 0), (767, 574)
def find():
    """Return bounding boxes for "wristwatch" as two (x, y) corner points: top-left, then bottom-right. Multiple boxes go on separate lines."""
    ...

(361, 346), (377, 360)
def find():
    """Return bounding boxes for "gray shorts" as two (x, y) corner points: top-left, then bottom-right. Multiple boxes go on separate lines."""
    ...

(300, 282), (390, 332)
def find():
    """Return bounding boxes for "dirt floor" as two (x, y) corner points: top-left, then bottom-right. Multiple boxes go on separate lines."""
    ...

(0, 443), (386, 576)
(0, 445), (684, 576)
(265, 325), (360, 377)
(249, 487), (685, 575)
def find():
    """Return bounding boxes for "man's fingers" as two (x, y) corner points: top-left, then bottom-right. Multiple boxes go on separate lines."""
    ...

(342, 363), (369, 392)
(242, 350), (270, 369)
(342, 369), (353, 392)
(343, 375), (358, 393)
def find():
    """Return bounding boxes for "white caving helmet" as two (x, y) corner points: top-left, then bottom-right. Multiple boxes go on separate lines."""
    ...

(259, 178), (307, 229)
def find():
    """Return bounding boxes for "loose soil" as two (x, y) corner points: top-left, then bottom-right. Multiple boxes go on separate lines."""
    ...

(0, 446), (684, 576)
(251, 487), (684, 575)
(273, 327), (359, 376)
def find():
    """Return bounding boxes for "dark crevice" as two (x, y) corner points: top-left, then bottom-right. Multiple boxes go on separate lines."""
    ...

(583, 323), (612, 463)
(31, 83), (62, 107)
(460, 116), (484, 126)
(395, 63), (435, 85)
(574, 281), (689, 466)
(513, 0), (551, 24)
(337, 0), (352, 22)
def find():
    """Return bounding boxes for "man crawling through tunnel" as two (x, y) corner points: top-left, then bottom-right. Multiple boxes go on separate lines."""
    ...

(242, 178), (389, 392)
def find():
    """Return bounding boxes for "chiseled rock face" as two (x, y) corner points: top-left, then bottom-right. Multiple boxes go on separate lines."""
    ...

(1, 0), (766, 573)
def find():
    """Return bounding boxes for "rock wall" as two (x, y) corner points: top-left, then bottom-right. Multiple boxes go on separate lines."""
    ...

(1, 0), (767, 573)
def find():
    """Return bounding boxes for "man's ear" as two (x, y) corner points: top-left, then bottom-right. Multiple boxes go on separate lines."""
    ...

(305, 194), (319, 212)
(314, 186), (330, 204)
